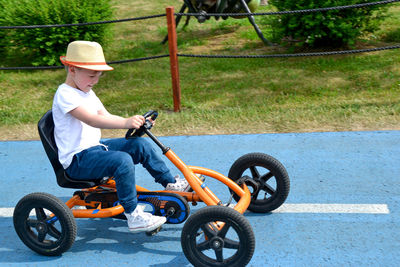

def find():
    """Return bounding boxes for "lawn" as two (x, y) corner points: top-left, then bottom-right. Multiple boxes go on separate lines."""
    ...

(0, 1), (399, 140)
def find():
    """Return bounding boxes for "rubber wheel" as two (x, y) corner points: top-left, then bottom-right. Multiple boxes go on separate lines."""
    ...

(228, 152), (290, 213)
(181, 205), (255, 267)
(13, 192), (77, 256)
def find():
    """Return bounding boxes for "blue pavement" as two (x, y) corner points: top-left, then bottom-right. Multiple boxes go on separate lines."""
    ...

(0, 131), (399, 266)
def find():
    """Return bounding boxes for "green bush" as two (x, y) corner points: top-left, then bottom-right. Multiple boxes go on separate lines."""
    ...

(268, 0), (388, 47)
(0, 0), (7, 52)
(0, 0), (113, 66)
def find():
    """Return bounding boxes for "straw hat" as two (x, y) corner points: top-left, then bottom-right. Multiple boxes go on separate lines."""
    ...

(60, 41), (113, 71)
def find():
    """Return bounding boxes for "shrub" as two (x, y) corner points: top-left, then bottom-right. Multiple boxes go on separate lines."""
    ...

(0, 0), (113, 66)
(268, 0), (388, 47)
(0, 0), (7, 52)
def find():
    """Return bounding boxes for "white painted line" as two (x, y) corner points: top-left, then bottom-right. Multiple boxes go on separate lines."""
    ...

(0, 207), (54, 218)
(0, 204), (390, 218)
(273, 204), (390, 214)
(0, 208), (14, 217)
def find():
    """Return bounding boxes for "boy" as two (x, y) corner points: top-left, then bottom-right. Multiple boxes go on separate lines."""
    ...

(53, 40), (189, 233)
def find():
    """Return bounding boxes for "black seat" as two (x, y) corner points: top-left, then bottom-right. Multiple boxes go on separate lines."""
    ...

(38, 110), (101, 189)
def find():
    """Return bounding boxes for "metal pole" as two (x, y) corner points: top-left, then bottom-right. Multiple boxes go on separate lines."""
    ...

(166, 6), (181, 112)
(239, 0), (273, 46)
(162, 3), (187, 44)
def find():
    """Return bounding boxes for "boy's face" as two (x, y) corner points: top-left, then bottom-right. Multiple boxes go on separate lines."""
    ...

(69, 66), (103, 93)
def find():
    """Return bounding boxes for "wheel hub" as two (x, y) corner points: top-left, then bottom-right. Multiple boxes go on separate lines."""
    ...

(36, 221), (48, 233)
(242, 176), (260, 197)
(210, 237), (224, 250)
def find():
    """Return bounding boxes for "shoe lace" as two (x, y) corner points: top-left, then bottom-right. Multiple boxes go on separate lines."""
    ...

(129, 206), (153, 222)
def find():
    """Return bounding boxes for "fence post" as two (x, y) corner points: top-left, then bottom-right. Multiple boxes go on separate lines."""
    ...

(166, 6), (181, 112)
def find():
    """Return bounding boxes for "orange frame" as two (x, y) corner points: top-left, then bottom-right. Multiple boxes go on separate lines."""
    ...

(64, 148), (251, 220)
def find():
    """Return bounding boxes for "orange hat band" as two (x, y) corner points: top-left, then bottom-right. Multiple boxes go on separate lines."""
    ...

(65, 61), (108, 66)
(60, 57), (109, 66)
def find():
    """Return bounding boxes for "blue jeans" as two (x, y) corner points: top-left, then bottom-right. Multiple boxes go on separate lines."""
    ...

(65, 137), (175, 213)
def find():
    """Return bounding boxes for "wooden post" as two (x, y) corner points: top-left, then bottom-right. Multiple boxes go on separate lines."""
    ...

(166, 6), (181, 112)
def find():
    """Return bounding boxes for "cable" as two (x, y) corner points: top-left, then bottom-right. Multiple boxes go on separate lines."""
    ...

(0, 55), (170, 70)
(177, 44), (400, 59)
(176, 0), (400, 17)
(0, 14), (165, 29)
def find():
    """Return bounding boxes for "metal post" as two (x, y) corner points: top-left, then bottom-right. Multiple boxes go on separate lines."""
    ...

(239, 0), (273, 46)
(166, 6), (181, 112)
(162, 4), (187, 44)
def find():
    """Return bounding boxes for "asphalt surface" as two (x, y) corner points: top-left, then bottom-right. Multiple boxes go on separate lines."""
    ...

(0, 131), (399, 266)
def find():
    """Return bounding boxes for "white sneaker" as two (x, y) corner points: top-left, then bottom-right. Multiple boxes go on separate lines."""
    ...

(125, 205), (166, 233)
(165, 175), (191, 192)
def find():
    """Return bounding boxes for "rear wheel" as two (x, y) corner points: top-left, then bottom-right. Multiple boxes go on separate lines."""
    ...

(228, 153), (290, 213)
(181, 205), (255, 267)
(13, 192), (76, 256)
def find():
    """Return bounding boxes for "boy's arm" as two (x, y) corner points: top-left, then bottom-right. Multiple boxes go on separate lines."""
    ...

(70, 106), (145, 129)
(99, 106), (156, 126)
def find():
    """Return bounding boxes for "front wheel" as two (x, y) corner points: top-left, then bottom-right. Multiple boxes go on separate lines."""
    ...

(181, 205), (255, 267)
(13, 192), (77, 256)
(228, 152), (290, 213)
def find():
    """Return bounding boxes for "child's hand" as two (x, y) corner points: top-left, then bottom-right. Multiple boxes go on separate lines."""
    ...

(126, 115), (145, 129)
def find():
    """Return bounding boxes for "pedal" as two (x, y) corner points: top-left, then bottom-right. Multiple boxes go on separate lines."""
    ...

(137, 191), (190, 224)
(146, 226), (162, 236)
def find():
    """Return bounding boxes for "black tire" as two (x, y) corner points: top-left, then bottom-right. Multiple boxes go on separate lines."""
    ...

(228, 153), (290, 213)
(181, 206), (255, 267)
(13, 192), (77, 256)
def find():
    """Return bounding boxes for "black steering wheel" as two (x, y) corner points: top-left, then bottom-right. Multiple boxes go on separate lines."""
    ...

(125, 110), (158, 139)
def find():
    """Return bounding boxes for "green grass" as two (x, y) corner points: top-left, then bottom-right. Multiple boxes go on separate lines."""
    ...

(0, 1), (399, 140)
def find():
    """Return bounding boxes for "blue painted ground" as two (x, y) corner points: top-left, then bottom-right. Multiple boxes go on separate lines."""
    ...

(0, 131), (399, 266)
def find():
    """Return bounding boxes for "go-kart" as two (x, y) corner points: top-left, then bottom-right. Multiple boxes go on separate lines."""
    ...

(13, 110), (290, 267)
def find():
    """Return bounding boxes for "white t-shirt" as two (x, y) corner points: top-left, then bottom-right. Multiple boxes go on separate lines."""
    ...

(52, 83), (104, 168)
